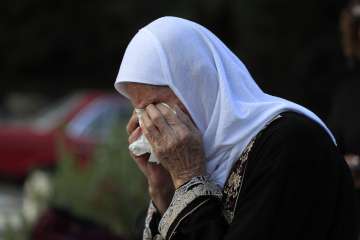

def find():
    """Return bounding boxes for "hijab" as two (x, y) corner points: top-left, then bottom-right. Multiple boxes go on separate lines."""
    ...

(114, 16), (336, 187)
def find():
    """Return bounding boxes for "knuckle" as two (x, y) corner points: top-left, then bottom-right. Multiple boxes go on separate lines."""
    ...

(163, 109), (172, 118)
(145, 104), (155, 113)
(152, 114), (162, 123)
(179, 131), (190, 143)
(144, 119), (154, 129)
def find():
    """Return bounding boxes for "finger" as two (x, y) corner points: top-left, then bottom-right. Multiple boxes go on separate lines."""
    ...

(145, 104), (173, 134)
(156, 104), (190, 142)
(130, 151), (150, 175)
(147, 164), (172, 185)
(141, 110), (161, 145)
(157, 103), (190, 131)
(126, 110), (139, 135)
(155, 103), (179, 125)
(128, 126), (142, 144)
(173, 105), (199, 132)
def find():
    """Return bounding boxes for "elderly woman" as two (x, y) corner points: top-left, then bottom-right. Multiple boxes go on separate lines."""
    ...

(114, 17), (356, 240)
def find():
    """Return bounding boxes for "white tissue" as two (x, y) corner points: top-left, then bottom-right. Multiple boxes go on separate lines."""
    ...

(128, 104), (176, 164)
(128, 109), (160, 164)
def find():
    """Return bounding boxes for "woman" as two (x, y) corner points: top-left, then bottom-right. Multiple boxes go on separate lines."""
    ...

(114, 17), (357, 240)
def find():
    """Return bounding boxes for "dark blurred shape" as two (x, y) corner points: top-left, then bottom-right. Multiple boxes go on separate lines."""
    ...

(328, 78), (360, 237)
(328, 0), (360, 167)
(290, 0), (360, 119)
(0, 91), (131, 180)
(133, 210), (147, 240)
(31, 207), (126, 240)
(290, 36), (345, 119)
(326, 1), (360, 236)
(328, 80), (360, 156)
(340, 0), (360, 67)
(328, 79), (360, 188)
(0, 0), (347, 103)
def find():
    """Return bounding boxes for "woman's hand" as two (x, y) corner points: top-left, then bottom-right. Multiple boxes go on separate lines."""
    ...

(140, 104), (206, 189)
(127, 110), (174, 214)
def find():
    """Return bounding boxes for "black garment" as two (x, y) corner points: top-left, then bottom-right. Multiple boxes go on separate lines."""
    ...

(328, 79), (360, 155)
(166, 112), (357, 240)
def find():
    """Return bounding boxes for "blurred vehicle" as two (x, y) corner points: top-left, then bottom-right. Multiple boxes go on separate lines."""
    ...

(0, 91), (131, 179)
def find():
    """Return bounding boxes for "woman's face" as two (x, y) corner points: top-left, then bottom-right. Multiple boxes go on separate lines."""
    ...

(122, 82), (190, 116)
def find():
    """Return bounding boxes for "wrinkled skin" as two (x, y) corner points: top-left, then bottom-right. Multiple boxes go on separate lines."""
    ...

(123, 83), (205, 214)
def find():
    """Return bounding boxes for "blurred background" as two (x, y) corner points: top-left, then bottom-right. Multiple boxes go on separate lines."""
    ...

(1, 0), (360, 239)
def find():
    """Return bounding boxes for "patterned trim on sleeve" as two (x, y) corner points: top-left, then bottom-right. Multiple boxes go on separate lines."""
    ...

(158, 176), (222, 239)
(143, 201), (162, 240)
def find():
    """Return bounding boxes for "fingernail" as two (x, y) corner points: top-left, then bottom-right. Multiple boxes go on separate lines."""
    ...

(135, 109), (144, 127)
(139, 116), (144, 127)
(138, 114), (143, 128)
(161, 102), (176, 114)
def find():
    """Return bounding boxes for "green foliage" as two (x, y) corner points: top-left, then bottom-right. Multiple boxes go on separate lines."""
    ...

(51, 122), (148, 236)
(3, 120), (148, 239)
(3, 215), (30, 240)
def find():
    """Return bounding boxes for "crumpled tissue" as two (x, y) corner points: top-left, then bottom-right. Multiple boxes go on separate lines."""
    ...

(128, 103), (176, 164)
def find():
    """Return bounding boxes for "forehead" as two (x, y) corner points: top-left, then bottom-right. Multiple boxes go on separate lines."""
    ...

(123, 82), (160, 94)
(122, 82), (173, 107)
(122, 82), (170, 99)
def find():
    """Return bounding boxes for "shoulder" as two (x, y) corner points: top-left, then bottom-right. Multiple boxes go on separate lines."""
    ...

(258, 112), (335, 152)
(246, 112), (340, 177)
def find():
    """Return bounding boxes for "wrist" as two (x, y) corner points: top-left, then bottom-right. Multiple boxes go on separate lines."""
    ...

(172, 168), (206, 189)
(148, 185), (174, 215)
(173, 178), (191, 189)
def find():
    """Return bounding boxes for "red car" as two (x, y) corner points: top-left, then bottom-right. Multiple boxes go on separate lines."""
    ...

(0, 91), (131, 179)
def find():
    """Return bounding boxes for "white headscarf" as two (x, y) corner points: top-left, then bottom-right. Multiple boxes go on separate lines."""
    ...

(114, 16), (336, 187)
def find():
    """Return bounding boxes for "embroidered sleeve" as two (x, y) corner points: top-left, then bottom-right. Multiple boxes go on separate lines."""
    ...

(143, 201), (163, 240)
(158, 176), (222, 240)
